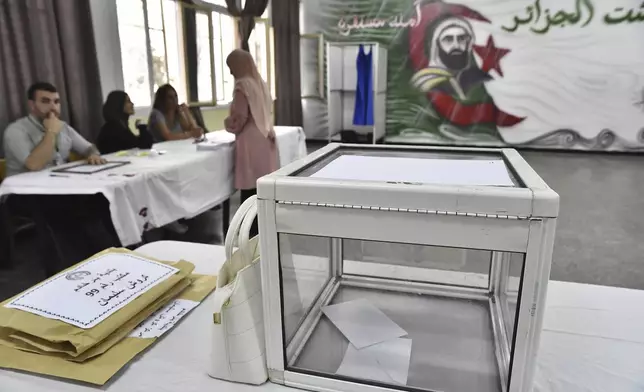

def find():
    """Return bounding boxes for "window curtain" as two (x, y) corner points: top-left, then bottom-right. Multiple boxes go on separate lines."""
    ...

(225, 0), (268, 52)
(272, 0), (303, 126)
(0, 0), (103, 148)
(179, 0), (199, 103)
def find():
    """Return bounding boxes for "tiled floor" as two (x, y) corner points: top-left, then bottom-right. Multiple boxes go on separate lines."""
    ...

(2, 146), (644, 301)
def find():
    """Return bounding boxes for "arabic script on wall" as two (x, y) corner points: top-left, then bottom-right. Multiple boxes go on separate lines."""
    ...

(503, 0), (644, 34)
(336, 0), (644, 36)
(337, 0), (423, 36)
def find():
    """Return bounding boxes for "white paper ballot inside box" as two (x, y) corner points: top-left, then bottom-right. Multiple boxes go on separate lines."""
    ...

(323, 299), (412, 386)
(322, 299), (407, 349)
(337, 338), (412, 386)
(4, 253), (179, 329)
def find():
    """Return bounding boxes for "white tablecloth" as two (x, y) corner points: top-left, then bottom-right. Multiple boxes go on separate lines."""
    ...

(0, 127), (307, 246)
(1, 241), (642, 392)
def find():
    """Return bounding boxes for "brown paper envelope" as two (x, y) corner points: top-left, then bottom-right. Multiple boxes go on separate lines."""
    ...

(0, 260), (194, 356)
(0, 248), (194, 356)
(0, 274), (218, 385)
(0, 276), (193, 361)
(71, 276), (194, 362)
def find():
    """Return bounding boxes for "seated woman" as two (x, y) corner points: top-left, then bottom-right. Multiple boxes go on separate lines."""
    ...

(97, 91), (154, 154)
(148, 84), (203, 142)
(225, 49), (279, 237)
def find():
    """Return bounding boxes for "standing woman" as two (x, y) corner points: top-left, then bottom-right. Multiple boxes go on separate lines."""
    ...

(97, 90), (154, 154)
(225, 49), (278, 236)
(148, 84), (203, 142)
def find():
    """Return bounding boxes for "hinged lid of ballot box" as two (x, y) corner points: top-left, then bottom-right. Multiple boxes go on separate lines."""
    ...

(258, 144), (559, 218)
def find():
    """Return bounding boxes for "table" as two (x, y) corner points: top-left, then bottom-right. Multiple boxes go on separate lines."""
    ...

(1, 240), (642, 392)
(0, 127), (308, 247)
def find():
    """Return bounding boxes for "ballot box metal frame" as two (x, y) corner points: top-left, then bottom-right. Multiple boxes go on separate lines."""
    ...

(257, 143), (559, 392)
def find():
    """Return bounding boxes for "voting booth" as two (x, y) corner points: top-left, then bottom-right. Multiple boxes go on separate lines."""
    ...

(257, 144), (559, 392)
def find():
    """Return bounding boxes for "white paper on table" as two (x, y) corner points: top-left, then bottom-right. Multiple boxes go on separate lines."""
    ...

(4, 253), (179, 329)
(129, 299), (199, 339)
(322, 299), (407, 349)
(196, 141), (227, 151)
(311, 155), (515, 187)
(336, 338), (412, 386)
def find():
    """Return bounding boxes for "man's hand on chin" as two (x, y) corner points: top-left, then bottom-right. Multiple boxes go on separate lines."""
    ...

(87, 155), (106, 165)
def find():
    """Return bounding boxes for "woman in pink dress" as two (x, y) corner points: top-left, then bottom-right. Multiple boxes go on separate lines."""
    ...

(224, 49), (279, 236)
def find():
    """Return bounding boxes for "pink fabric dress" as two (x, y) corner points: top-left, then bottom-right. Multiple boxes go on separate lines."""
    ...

(225, 89), (279, 190)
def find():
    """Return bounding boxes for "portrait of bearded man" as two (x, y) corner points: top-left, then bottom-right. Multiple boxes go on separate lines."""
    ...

(406, 1), (524, 136)
(411, 16), (491, 99)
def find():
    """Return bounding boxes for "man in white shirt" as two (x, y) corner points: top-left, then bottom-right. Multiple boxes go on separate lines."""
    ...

(3, 82), (105, 177)
(1, 82), (116, 276)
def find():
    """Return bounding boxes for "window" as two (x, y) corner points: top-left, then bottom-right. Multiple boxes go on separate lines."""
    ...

(249, 18), (275, 98)
(116, 0), (185, 107)
(116, 0), (274, 107)
(212, 11), (237, 104)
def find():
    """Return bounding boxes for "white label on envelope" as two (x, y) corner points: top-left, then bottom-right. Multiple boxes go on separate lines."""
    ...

(129, 299), (199, 339)
(4, 253), (179, 329)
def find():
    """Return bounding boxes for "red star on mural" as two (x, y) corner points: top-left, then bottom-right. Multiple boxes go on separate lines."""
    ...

(473, 36), (510, 77)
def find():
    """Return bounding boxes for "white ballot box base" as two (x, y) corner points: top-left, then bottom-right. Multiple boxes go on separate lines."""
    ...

(290, 285), (502, 392)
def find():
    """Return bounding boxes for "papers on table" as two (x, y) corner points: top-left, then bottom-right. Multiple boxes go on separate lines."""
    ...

(196, 140), (228, 151)
(4, 253), (179, 329)
(322, 299), (407, 349)
(53, 161), (130, 175)
(129, 299), (199, 339)
(311, 155), (515, 187)
(337, 338), (412, 386)
(322, 299), (413, 386)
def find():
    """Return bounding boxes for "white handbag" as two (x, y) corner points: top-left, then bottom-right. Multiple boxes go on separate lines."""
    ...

(208, 195), (268, 385)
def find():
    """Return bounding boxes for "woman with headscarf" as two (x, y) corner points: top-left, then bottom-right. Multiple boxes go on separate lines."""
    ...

(97, 91), (154, 154)
(148, 84), (203, 142)
(225, 49), (279, 236)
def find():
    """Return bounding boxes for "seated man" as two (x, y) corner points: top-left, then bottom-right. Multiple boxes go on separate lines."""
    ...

(3, 81), (105, 177)
(2, 82), (115, 275)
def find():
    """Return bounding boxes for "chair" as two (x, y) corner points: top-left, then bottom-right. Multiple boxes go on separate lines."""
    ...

(0, 159), (36, 269)
(136, 122), (148, 135)
(189, 107), (210, 133)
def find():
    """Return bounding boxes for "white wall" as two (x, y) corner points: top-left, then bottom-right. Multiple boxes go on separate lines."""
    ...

(89, 0), (125, 100)
(300, 0), (329, 140)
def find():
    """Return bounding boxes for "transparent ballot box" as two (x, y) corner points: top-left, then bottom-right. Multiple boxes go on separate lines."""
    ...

(257, 144), (559, 392)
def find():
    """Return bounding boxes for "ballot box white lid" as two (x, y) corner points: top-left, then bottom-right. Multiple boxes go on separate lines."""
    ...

(258, 144), (559, 218)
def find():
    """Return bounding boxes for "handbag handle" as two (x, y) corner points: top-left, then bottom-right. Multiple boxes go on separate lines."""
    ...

(224, 194), (257, 261)
(238, 199), (258, 262)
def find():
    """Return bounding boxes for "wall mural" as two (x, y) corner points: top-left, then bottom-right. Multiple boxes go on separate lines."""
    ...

(307, 0), (644, 151)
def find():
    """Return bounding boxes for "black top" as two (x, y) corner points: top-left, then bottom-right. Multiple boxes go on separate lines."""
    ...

(96, 121), (154, 155)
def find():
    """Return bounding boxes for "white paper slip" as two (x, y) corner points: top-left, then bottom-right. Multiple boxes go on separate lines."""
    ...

(322, 299), (407, 349)
(311, 155), (515, 187)
(336, 338), (413, 386)
(129, 299), (199, 339)
(196, 141), (227, 151)
(4, 253), (179, 329)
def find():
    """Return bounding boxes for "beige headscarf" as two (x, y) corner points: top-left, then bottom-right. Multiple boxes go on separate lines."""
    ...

(226, 49), (273, 138)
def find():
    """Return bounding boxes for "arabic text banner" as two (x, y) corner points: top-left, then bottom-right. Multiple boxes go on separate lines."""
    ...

(309, 0), (644, 151)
